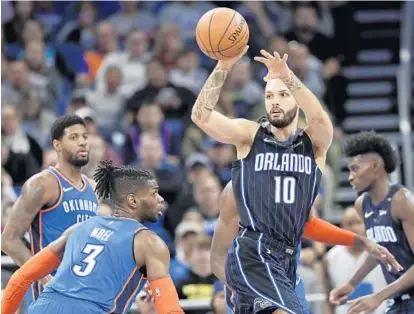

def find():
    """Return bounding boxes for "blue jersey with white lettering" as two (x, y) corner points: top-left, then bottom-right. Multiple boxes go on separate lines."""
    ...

(44, 216), (147, 313)
(232, 123), (322, 247)
(29, 167), (98, 299)
(362, 184), (414, 298)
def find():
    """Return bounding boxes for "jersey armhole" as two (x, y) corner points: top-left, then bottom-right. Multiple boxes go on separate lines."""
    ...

(41, 170), (63, 213)
(232, 124), (263, 168)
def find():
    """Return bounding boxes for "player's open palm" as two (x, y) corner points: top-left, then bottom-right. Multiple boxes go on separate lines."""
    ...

(218, 45), (249, 70)
(329, 283), (355, 305)
(363, 240), (403, 272)
(254, 49), (290, 82)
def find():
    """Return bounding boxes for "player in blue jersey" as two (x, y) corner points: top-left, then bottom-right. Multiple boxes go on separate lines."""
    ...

(211, 181), (402, 314)
(1, 115), (99, 308)
(330, 131), (414, 314)
(191, 46), (401, 314)
(2, 160), (185, 314)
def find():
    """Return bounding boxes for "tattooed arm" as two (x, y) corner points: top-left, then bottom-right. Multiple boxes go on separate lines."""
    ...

(191, 48), (258, 148)
(1, 172), (59, 266)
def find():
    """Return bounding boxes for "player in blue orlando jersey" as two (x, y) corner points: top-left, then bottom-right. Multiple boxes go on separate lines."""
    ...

(212, 181), (402, 314)
(1, 115), (99, 308)
(330, 131), (414, 314)
(2, 160), (185, 314)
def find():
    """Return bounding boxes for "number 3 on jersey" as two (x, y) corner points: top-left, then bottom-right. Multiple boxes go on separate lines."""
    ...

(274, 176), (296, 204)
(72, 244), (104, 277)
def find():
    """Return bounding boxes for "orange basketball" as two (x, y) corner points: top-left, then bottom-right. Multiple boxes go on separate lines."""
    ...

(196, 7), (249, 61)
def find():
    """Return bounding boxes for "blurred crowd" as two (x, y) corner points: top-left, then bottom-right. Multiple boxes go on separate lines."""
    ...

(1, 1), (385, 314)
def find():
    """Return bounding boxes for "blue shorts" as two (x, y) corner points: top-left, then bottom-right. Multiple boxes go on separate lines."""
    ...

(225, 275), (310, 314)
(385, 294), (414, 314)
(28, 291), (105, 314)
(225, 229), (304, 314)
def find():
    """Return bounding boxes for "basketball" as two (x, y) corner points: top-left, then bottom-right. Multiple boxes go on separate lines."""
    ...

(196, 7), (249, 61)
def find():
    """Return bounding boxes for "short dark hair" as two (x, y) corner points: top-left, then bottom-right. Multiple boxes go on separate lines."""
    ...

(344, 131), (398, 173)
(50, 115), (86, 141)
(94, 160), (154, 204)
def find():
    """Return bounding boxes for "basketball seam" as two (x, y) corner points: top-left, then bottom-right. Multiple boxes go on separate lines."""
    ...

(219, 21), (249, 52)
(219, 32), (249, 56)
(208, 8), (220, 60)
(196, 27), (210, 58)
(216, 9), (237, 52)
(202, 31), (249, 53)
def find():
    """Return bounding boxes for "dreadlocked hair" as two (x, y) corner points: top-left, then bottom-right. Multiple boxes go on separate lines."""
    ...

(94, 160), (154, 203)
(344, 131), (398, 174)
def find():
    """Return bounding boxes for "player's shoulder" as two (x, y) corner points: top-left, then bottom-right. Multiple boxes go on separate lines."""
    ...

(392, 186), (414, 208)
(134, 229), (169, 257)
(21, 170), (60, 196)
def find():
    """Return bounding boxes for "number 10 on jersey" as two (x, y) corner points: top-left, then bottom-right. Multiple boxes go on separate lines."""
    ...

(274, 176), (296, 204)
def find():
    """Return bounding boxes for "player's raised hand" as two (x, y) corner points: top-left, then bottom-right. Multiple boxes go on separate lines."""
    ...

(362, 239), (403, 272)
(329, 283), (355, 305)
(217, 45), (249, 70)
(254, 49), (290, 82)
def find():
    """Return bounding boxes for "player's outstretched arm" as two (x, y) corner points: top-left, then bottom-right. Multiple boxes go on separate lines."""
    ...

(211, 182), (239, 284)
(254, 50), (333, 156)
(191, 46), (258, 148)
(1, 224), (77, 314)
(347, 189), (414, 314)
(1, 172), (59, 267)
(135, 231), (185, 314)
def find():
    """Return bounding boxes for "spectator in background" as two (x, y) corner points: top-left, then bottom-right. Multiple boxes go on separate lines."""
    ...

(154, 24), (183, 69)
(169, 48), (209, 95)
(126, 57), (196, 122)
(24, 39), (61, 110)
(34, 1), (62, 38)
(20, 89), (56, 147)
(158, 1), (216, 46)
(170, 221), (204, 283)
(86, 64), (127, 132)
(322, 207), (387, 314)
(136, 132), (182, 205)
(3, 1), (34, 44)
(225, 57), (264, 119)
(84, 21), (118, 81)
(2, 105), (43, 168)
(287, 41), (326, 101)
(125, 102), (181, 165)
(285, 3), (340, 63)
(164, 153), (213, 236)
(96, 30), (151, 97)
(42, 148), (57, 169)
(1, 61), (31, 106)
(1, 134), (40, 186)
(236, 1), (292, 56)
(203, 138), (235, 186)
(176, 235), (217, 314)
(57, 1), (98, 51)
(107, 1), (155, 42)
(210, 281), (227, 314)
(188, 175), (221, 236)
(66, 88), (88, 114)
(81, 134), (106, 178)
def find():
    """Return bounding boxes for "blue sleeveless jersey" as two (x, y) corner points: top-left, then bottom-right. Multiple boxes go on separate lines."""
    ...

(29, 167), (98, 299)
(44, 216), (147, 313)
(362, 184), (414, 298)
(232, 125), (322, 247)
